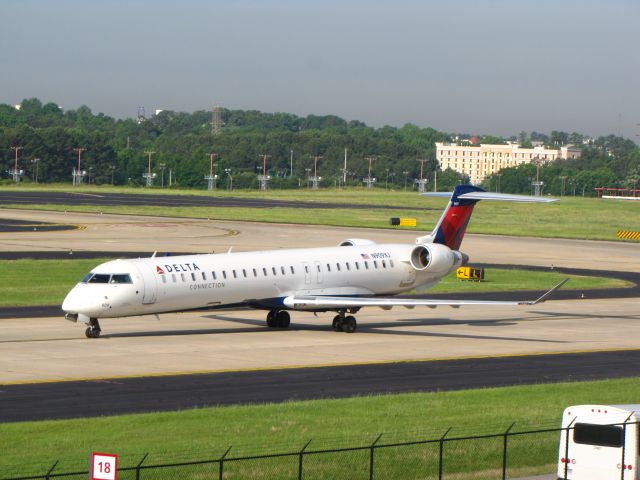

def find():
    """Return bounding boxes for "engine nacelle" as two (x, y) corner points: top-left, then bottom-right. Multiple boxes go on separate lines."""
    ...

(339, 238), (377, 247)
(410, 243), (465, 274)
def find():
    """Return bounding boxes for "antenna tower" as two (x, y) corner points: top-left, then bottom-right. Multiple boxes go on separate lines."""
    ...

(204, 152), (219, 190)
(212, 105), (223, 135)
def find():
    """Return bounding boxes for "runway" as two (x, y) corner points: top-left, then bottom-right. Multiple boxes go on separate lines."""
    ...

(0, 190), (429, 211)
(0, 206), (639, 421)
(2, 349), (639, 422)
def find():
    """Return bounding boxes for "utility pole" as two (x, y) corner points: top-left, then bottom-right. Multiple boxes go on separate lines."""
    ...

(258, 154), (271, 190)
(9, 146), (23, 182)
(559, 175), (568, 197)
(143, 150), (156, 187)
(31, 158), (40, 183)
(309, 155), (322, 189)
(343, 148), (348, 185)
(363, 155), (376, 188)
(415, 158), (428, 193)
(72, 147), (86, 185)
(290, 149), (293, 178)
(531, 157), (544, 196)
(204, 152), (219, 190)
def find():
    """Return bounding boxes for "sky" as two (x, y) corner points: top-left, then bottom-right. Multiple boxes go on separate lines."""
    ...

(1, 0), (639, 139)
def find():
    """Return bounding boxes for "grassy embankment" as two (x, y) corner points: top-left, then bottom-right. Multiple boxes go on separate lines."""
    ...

(1, 184), (639, 241)
(0, 258), (629, 306)
(1, 378), (639, 478)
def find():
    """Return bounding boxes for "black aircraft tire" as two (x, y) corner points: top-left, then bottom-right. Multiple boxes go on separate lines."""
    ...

(333, 316), (344, 332)
(277, 310), (291, 329)
(343, 316), (357, 333)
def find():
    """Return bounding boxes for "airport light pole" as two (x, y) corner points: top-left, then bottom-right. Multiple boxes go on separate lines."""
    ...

(9, 146), (24, 183)
(30, 158), (40, 183)
(72, 147), (86, 185)
(309, 155), (322, 189)
(143, 150), (156, 187)
(108, 165), (116, 185)
(224, 168), (233, 190)
(415, 158), (428, 193)
(160, 163), (167, 188)
(204, 153), (218, 190)
(258, 154), (271, 190)
(403, 171), (409, 190)
(363, 155), (376, 188)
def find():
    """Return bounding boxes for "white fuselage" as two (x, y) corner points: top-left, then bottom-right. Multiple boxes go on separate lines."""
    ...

(62, 242), (463, 321)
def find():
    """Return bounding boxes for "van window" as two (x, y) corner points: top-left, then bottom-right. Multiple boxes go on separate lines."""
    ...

(573, 423), (624, 448)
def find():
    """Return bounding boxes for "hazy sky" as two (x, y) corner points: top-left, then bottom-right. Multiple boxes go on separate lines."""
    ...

(1, 0), (639, 138)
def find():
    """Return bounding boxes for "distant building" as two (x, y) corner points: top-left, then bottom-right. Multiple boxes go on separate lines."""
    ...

(435, 142), (581, 184)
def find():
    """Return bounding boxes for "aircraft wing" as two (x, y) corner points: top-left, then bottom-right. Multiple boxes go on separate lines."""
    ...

(283, 279), (569, 310)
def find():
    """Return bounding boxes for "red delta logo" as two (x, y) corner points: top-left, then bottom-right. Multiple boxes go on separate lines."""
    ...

(156, 265), (165, 274)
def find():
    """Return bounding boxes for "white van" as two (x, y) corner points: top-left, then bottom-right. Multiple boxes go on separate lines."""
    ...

(558, 405), (639, 479)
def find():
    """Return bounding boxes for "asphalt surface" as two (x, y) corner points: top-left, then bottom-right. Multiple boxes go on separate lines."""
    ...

(0, 218), (77, 233)
(0, 190), (430, 211)
(1, 349), (639, 422)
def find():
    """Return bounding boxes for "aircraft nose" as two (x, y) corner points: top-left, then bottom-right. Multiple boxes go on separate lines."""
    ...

(62, 287), (84, 313)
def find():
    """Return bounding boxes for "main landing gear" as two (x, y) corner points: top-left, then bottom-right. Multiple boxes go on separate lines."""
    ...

(332, 312), (357, 333)
(85, 317), (101, 338)
(266, 310), (291, 329)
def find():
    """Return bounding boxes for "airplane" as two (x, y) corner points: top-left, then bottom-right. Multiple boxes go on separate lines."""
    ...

(62, 184), (567, 338)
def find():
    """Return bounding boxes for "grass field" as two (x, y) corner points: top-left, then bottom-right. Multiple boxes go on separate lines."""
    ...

(1, 184), (640, 241)
(1, 378), (639, 477)
(0, 259), (629, 307)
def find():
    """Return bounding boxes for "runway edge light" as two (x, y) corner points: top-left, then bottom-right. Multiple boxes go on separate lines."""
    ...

(90, 452), (118, 480)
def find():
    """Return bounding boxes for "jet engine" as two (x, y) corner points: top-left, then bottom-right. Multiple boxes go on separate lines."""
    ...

(339, 239), (377, 247)
(409, 244), (466, 274)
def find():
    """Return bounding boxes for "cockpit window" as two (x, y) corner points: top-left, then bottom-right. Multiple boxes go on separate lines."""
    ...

(88, 274), (111, 284)
(110, 274), (132, 284)
(81, 273), (94, 283)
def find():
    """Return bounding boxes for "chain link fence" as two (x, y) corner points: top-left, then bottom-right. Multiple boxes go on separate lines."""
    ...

(3, 421), (638, 480)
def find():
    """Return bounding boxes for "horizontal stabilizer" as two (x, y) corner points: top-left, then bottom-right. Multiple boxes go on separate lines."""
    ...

(422, 191), (557, 203)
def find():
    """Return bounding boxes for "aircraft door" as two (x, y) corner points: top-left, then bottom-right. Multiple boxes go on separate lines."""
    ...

(314, 261), (323, 284)
(134, 263), (158, 304)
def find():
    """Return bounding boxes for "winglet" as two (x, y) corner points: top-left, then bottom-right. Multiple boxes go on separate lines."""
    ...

(519, 278), (570, 305)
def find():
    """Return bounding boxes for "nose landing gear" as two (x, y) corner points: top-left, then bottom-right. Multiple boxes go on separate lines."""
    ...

(85, 318), (101, 338)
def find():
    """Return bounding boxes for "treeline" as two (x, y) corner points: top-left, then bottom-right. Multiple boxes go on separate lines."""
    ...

(1, 98), (638, 195)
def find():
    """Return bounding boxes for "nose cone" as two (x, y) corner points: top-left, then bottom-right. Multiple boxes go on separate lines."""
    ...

(62, 286), (84, 313)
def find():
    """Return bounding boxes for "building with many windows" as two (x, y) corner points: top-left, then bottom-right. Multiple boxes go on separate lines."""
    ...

(435, 142), (581, 185)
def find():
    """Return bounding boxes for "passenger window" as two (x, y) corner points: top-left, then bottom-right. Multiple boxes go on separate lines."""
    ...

(290, 266), (295, 274)
(243, 269), (247, 278)
(212, 271), (217, 280)
(355, 262), (360, 270)
(263, 267), (268, 276)
(233, 270), (237, 279)
(162, 276), (167, 284)
(181, 273), (186, 282)
(281, 266), (285, 275)
(336, 263), (341, 271)
(390, 259), (394, 268)
(202, 272), (207, 280)
(304, 265), (309, 273)
(253, 268), (257, 277)
(382, 260), (386, 268)
(316, 264), (321, 272)
(326, 264), (331, 272)
(172, 273), (176, 283)
(346, 262), (350, 271)
(374, 261), (378, 269)
(365, 261), (369, 269)
(191, 273), (196, 281)
(222, 271), (227, 279)
(272, 267), (277, 275)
